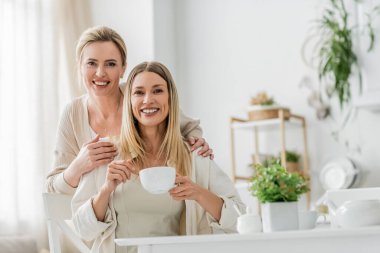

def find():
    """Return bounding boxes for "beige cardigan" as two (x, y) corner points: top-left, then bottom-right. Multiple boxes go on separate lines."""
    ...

(71, 151), (246, 253)
(46, 85), (202, 195)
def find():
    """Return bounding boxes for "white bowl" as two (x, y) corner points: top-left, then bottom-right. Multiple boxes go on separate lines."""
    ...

(139, 166), (176, 194)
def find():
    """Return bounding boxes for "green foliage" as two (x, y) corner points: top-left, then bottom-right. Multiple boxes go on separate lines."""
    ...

(262, 157), (279, 167)
(285, 150), (300, 163)
(318, 0), (377, 108)
(250, 163), (309, 203)
(250, 92), (275, 106)
(260, 98), (274, 106)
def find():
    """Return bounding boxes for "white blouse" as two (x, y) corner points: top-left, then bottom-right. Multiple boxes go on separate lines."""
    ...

(113, 175), (184, 253)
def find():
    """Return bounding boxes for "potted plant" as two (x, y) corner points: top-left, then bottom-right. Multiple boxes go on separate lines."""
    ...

(303, 0), (378, 110)
(250, 92), (275, 106)
(248, 92), (290, 121)
(250, 163), (309, 232)
(284, 150), (301, 174)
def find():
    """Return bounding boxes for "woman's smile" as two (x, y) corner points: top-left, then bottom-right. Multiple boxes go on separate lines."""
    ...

(131, 71), (169, 127)
(140, 107), (160, 115)
(92, 79), (111, 86)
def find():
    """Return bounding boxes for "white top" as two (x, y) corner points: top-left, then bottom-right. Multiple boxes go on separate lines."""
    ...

(113, 174), (184, 253)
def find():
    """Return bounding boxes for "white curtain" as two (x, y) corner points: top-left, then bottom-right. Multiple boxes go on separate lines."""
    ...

(0, 0), (90, 250)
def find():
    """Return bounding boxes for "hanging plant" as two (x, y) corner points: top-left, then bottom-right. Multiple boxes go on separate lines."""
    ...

(304, 0), (379, 110)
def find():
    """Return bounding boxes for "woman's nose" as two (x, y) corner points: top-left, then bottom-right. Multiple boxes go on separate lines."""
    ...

(96, 66), (105, 77)
(143, 93), (152, 103)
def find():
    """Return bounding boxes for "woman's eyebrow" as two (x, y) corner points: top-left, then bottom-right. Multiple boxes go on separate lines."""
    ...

(85, 58), (117, 62)
(133, 84), (165, 89)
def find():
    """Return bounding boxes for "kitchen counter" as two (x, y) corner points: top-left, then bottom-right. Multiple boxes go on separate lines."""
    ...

(115, 225), (380, 253)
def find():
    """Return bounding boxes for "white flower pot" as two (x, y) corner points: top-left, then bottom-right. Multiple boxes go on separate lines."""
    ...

(261, 201), (299, 232)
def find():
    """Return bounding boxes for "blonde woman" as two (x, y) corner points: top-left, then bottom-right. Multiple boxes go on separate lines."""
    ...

(72, 62), (245, 253)
(46, 26), (213, 195)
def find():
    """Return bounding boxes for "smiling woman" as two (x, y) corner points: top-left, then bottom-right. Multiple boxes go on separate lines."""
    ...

(71, 61), (245, 253)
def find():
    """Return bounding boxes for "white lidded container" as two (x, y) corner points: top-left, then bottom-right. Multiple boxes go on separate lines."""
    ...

(237, 207), (262, 234)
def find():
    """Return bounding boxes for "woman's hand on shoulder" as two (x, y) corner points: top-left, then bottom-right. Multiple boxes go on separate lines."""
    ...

(169, 175), (203, 201)
(103, 159), (136, 193)
(186, 136), (214, 160)
(74, 135), (118, 175)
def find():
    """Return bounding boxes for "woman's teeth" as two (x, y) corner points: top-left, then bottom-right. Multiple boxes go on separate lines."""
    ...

(93, 81), (110, 86)
(142, 108), (158, 114)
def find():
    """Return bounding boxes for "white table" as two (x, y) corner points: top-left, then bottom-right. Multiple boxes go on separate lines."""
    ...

(115, 226), (380, 253)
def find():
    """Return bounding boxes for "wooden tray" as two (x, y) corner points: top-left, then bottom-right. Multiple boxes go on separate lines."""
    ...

(247, 106), (290, 121)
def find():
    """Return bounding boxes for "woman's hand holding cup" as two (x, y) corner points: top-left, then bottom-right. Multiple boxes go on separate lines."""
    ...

(169, 175), (202, 201)
(103, 160), (136, 193)
(74, 135), (118, 175)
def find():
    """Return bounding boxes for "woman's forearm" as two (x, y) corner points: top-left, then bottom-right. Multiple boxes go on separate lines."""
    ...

(63, 160), (83, 188)
(196, 188), (224, 222)
(92, 186), (112, 222)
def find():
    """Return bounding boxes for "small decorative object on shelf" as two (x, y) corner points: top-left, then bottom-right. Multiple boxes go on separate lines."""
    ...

(250, 92), (274, 106)
(248, 92), (290, 121)
(284, 150), (301, 174)
(250, 163), (309, 232)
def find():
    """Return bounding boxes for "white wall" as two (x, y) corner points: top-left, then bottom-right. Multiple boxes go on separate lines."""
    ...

(152, 0), (178, 79)
(90, 0), (155, 78)
(174, 0), (327, 200)
(90, 0), (380, 204)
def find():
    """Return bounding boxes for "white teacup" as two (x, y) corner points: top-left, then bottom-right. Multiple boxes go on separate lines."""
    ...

(139, 166), (176, 194)
(298, 210), (318, 230)
(99, 137), (110, 142)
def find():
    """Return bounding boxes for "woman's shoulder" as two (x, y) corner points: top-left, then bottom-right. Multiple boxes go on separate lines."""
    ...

(119, 82), (127, 94)
(65, 94), (87, 111)
(56, 95), (89, 135)
(191, 151), (227, 178)
(60, 94), (88, 119)
(191, 151), (213, 174)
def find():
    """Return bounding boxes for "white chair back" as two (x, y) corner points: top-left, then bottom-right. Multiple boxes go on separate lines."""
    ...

(42, 193), (90, 253)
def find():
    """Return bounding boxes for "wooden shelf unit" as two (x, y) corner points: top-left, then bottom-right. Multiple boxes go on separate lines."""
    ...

(230, 109), (311, 207)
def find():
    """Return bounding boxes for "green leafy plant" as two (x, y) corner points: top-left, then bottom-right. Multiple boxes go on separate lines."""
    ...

(317, 0), (378, 108)
(284, 150), (300, 163)
(250, 163), (309, 203)
(250, 92), (275, 106)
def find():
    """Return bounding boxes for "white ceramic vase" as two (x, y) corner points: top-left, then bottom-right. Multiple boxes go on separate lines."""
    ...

(261, 201), (299, 232)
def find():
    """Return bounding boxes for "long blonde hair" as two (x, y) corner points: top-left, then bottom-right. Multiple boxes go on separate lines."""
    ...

(120, 62), (191, 176)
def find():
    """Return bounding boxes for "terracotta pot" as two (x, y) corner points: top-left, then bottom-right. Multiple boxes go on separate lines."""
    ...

(286, 161), (300, 173)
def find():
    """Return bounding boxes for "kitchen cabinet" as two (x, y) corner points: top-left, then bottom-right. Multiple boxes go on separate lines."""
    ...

(115, 226), (380, 253)
(229, 109), (311, 206)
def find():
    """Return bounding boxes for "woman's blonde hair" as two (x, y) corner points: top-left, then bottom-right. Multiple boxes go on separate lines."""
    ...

(120, 61), (191, 176)
(75, 26), (127, 67)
